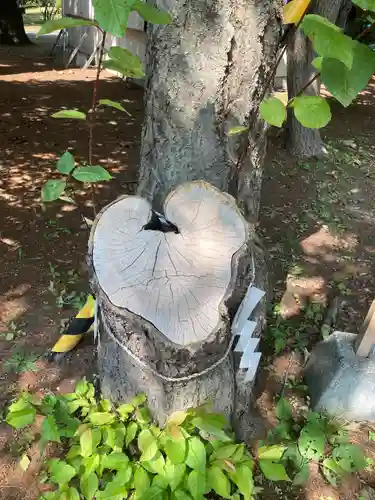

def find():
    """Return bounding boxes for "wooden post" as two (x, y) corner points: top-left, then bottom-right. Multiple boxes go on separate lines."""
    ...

(355, 300), (375, 358)
(88, 181), (266, 439)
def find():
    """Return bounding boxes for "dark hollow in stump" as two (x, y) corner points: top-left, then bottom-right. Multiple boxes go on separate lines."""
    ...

(0, 0), (33, 45)
(88, 181), (266, 439)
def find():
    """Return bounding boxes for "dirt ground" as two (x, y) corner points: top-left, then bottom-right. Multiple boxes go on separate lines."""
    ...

(1, 40), (375, 500)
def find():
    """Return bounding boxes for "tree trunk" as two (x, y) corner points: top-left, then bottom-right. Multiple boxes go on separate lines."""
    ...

(92, 0), (280, 440)
(0, 0), (32, 45)
(137, 0), (281, 223)
(286, 0), (348, 158)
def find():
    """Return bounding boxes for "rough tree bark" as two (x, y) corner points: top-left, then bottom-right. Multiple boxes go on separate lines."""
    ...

(286, 0), (350, 158)
(0, 0), (32, 45)
(91, 0), (280, 440)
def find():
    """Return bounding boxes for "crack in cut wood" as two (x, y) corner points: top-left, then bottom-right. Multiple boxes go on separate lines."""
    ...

(143, 209), (180, 234)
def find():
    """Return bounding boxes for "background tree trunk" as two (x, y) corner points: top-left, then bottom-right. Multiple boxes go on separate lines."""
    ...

(286, 0), (350, 158)
(0, 0), (32, 45)
(94, 0), (281, 440)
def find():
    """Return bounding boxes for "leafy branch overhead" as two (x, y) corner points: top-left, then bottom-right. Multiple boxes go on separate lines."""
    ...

(231, 3), (375, 136)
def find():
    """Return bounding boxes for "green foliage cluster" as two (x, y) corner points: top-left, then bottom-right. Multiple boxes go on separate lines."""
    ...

(6, 380), (259, 499)
(265, 398), (367, 487)
(267, 301), (324, 355)
(5, 381), (368, 499)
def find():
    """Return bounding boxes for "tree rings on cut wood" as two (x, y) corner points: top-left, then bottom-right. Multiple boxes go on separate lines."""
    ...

(91, 181), (249, 346)
(88, 181), (261, 432)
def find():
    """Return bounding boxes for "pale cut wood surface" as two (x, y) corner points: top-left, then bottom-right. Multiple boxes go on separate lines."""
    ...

(92, 181), (249, 346)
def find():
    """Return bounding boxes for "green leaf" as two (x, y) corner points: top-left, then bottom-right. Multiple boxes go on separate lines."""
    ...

(56, 151), (75, 175)
(81, 472), (99, 499)
(187, 470), (205, 499)
(65, 487), (80, 500)
(191, 417), (231, 442)
(260, 97), (286, 127)
(292, 462), (310, 485)
(228, 464), (254, 500)
(186, 437), (206, 472)
(80, 428), (94, 458)
(6, 407), (36, 429)
(103, 46), (145, 78)
(100, 399), (112, 413)
(67, 445), (81, 461)
(41, 415), (61, 443)
(97, 479), (128, 498)
(93, 0), (136, 37)
(19, 453), (30, 471)
(312, 56), (323, 70)
(49, 459), (76, 486)
(259, 460), (290, 482)
(51, 110), (86, 120)
(291, 96), (331, 129)
(82, 454), (100, 479)
(118, 403), (134, 419)
(301, 14), (354, 69)
(37, 17), (97, 36)
(298, 422), (325, 461)
(42, 179), (66, 202)
(138, 486), (164, 500)
(140, 440), (159, 462)
(165, 460), (186, 491)
(142, 452), (165, 475)
(207, 465), (231, 498)
(113, 465), (132, 486)
(138, 429), (156, 451)
(101, 452), (129, 471)
(135, 406), (151, 424)
(98, 99), (130, 115)
(167, 411), (188, 426)
(134, 465), (150, 495)
(133, 0), (172, 24)
(275, 398), (293, 421)
(125, 421), (138, 445)
(321, 42), (375, 107)
(172, 490), (192, 500)
(164, 438), (187, 464)
(72, 166), (113, 184)
(8, 393), (37, 412)
(103, 426), (116, 449)
(322, 457), (344, 486)
(332, 444), (367, 472)
(211, 444), (238, 461)
(131, 393), (147, 405)
(75, 379), (90, 396)
(352, 0), (375, 11)
(228, 125), (248, 136)
(258, 445), (289, 482)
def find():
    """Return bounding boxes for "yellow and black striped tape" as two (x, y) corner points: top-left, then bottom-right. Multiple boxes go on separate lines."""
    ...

(46, 295), (95, 362)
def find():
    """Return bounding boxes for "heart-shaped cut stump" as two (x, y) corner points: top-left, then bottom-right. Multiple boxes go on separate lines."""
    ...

(91, 181), (249, 346)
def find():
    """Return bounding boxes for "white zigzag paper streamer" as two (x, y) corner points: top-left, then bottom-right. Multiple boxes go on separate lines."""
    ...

(232, 286), (265, 383)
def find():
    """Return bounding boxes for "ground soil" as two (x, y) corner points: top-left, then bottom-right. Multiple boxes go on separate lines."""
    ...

(1, 39), (375, 500)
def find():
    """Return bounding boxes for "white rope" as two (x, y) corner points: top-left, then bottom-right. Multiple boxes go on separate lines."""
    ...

(99, 248), (256, 383)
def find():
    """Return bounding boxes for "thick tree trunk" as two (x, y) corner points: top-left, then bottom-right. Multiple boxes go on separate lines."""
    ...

(137, 0), (281, 223)
(286, 0), (348, 158)
(93, 0), (280, 440)
(0, 0), (32, 45)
